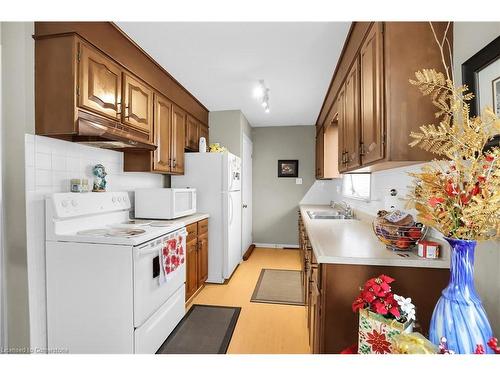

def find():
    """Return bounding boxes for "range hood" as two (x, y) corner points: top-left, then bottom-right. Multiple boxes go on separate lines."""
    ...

(69, 110), (156, 151)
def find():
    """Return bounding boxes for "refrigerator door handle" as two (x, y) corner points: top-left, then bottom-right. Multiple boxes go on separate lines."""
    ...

(228, 193), (233, 225)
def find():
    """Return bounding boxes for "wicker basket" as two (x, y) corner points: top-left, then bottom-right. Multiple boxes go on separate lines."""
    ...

(372, 221), (427, 251)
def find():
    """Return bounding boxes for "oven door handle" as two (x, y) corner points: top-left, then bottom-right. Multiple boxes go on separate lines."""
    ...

(136, 245), (164, 257)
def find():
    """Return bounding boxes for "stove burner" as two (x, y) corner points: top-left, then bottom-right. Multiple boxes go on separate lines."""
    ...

(77, 229), (109, 236)
(107, 228), (146, 237)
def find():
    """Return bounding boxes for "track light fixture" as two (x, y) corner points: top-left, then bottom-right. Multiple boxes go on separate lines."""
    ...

(253, 80), (270, 113)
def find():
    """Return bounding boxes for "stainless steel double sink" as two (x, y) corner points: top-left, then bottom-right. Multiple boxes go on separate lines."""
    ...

(306, 210), (355, 220)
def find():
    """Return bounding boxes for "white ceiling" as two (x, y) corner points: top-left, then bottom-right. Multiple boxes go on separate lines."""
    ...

(116, 22), (350, 127)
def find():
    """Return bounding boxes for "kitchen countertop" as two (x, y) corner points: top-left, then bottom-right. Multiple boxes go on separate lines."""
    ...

(134, 212), (210, 228)
(300, 204), (450, 269)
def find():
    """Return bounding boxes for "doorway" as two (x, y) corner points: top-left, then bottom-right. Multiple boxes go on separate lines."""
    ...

(241, 133), (253, 257)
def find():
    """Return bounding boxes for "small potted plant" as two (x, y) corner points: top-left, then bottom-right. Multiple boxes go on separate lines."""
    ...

(352, 274), (415, 354)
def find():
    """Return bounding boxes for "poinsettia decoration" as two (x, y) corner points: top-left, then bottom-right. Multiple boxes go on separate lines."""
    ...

(366, 330), (392, 354)
(352, 274), (415, 323)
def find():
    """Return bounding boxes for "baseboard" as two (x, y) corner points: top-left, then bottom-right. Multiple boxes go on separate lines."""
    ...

(243, 244), (256, 261)
(253, 243), (300, 249)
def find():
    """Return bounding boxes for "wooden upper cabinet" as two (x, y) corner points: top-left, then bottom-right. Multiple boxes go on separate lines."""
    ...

(171, 105), (186, 174)
(185, 115), (200, 151)
(360, 22), (384, 165)
(315, 126), (325, 178)
(153, 93), (173, 173)
(343, 59), (360, 170)
(78, 42), (122, 120)
(316, 22), (452, 174)
(337, 87), (347, 173)
(122, 73), (154, 136)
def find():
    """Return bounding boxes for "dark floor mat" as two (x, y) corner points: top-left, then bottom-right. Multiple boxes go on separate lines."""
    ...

(156, 304), (241, 354)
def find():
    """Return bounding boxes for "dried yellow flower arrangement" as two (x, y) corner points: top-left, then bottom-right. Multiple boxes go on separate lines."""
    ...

(407, 25), (500, 241)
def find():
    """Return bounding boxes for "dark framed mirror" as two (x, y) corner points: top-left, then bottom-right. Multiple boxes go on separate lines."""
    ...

(462, 35), (500, 152)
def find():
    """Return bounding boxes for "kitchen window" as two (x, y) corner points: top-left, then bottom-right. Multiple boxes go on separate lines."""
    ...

(342, 173), (371, 201)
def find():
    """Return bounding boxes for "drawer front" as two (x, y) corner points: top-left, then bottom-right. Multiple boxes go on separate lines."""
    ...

(134, 286), (185, 353)
(198, 219), (208, 235)
(186, 223), (198, 243)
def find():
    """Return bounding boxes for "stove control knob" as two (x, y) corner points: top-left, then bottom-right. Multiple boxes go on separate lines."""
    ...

(118, 196), (124, 203)
(71, 199), (78, 207)
(61, 200), (69, 208)
(112, 196), (117, 203)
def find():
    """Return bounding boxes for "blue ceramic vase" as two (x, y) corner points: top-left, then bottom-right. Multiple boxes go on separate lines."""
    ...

(429, 237), (493, 353)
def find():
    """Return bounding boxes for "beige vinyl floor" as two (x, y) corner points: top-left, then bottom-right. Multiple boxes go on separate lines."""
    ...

(188, 247), (310, 354)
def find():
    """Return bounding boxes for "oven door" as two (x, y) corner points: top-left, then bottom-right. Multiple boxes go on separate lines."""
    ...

(172, 188), (196, 218)
(133, 229), (186, 328)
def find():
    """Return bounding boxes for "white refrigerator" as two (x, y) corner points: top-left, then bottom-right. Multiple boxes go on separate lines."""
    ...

(171, 152), (242, 284)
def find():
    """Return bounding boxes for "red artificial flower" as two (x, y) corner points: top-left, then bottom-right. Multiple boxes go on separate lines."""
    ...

(445, 180), (459, 197)
(366, 330), (392, 354)
(372, 295), (401, 318)
(379, 274), (395, 284)
(485, 155), (494, 162)
(475, 344), (485, 354)
(487, 337), (500, 354)
(429, 196), (445, 207)
(361, 289), (377, 303)
(363, 282), (384, 300)
(352, 295), (365, 312)
(471, 183), (481, 196)
(460, 193), (471, 205)
(478, 175), (486, 183)
(363, 275), (394, 298)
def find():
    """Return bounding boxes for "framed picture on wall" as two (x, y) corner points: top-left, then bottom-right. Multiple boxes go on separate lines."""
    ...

(493, 75), (500, 115)
(278, 160), (299, 178)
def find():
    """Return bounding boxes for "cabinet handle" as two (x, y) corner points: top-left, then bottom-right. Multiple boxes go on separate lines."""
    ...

(116, 102), (122, 116)
(173, 159), (177, 168)
(167, 159), (171, 167)
(360, 143), (366, 156)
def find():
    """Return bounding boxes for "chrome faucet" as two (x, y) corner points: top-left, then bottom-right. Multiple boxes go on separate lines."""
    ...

(330, 200), (353, 218)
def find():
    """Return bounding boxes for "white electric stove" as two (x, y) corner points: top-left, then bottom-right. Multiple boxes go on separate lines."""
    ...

(45, 192), (187, 353)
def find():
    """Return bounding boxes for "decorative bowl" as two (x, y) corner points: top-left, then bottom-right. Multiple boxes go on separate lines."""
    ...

(372, 221), (427, 251)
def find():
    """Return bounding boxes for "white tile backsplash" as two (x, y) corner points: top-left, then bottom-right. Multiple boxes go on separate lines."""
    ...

(25, 134), (164, 349)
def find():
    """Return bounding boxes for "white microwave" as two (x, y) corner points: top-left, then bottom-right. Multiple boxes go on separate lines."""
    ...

(134, 188), (196, 219)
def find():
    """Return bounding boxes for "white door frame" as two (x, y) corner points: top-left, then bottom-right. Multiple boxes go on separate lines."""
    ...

(0, 23), (6, 349)
(241, 133), (253, 256)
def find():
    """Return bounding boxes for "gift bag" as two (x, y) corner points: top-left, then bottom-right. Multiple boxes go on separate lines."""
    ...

(358, 308), (413, 354)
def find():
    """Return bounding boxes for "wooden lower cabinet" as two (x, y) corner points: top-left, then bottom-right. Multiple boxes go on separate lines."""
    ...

(185, 237), (199, 299)
(185, 218), (209, 302)
(298, 212), (450, 353)
(197, 232), (209, 286)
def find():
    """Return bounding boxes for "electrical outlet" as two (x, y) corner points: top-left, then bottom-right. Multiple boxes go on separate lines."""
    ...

(295, 178), (302, 185)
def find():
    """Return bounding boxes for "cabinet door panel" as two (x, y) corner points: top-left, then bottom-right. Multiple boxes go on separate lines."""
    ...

(197, 233), (208, 286)
(360, 22), (384, 165)
(344, 59), (361, 170)
(185, 239), (198, 301)
(171, 105), (186, 174)
(337, 87), (347, 173)
(185, 115), (199, 151)
(199, 125), (209, 152)
(123, 73), (153, 135)
(316, 126), (324, 178)
(78, 43), (122, 120)
(153, 93), (172, 172)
